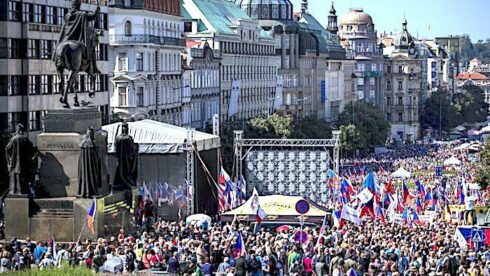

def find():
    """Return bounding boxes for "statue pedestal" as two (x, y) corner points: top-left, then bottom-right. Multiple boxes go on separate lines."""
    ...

(4, 197), (29, 239)
(4, 192), (133, 242)
(37, 107), (108, 197)
(43, 107), (102, 134)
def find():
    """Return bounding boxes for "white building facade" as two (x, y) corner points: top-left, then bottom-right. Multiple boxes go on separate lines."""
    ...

(108, 0), (186, 125)
(0, 0), (110, 144)
(182, 0), (280, 122)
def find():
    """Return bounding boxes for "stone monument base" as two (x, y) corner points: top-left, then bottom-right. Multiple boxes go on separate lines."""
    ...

(37, 107), (109, 197)
(4, 191), (133, 242)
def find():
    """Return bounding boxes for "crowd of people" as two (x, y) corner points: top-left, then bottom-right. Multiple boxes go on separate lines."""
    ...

(0, 142), (487, 275)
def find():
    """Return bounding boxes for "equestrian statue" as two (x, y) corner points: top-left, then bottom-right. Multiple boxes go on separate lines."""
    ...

(52, 0), (101, 108)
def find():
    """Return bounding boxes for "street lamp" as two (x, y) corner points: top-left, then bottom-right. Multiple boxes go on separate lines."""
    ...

(297, 97), (308, 118)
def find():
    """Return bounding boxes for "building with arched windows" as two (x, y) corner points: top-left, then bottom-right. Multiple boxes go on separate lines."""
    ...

(108, 0), (187, 126)
(338, 8), (385, 110)
(182, 0), (280, 122)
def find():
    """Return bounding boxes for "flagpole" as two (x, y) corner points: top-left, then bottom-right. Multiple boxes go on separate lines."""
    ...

(77, 221), (86, 244)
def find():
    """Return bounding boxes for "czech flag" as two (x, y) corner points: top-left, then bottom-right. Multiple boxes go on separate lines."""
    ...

(332, 209), (343, 228)
(360, 199), (375, 219)
(412, 209), (425, 226)
(424, 190), (433, 206)
(416, 180), (426, 198)
(402, 207), (411, 227)
(364, 172), (376, 194)
(87, 199), (96, 235)
(376, 204), (385, 223)
(341, 178), (355, 194)
(251, 188), (266, 223)
(402, 181), (413, 204)
(415, 197), (423, 213)
(233, 231), (245, 257)
(385, 180), (395, 195)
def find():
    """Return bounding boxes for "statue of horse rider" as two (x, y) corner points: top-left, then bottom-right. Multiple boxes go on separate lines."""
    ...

(52, 0), (101, 108)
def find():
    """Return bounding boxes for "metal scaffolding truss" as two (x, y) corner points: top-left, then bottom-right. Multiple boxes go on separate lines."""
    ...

(237, 138), (338, 147)
(233, 130), (341, 181)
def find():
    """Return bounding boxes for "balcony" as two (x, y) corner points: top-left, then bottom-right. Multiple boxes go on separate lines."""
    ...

(190, 48), (222, 58)
(109, 35), (185, 47)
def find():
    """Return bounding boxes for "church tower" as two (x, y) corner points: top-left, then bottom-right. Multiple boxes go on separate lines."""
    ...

(327, 1), (338, 35)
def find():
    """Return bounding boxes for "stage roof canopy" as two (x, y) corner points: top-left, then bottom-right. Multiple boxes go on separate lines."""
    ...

(102, 120), (220, 154)
(222, 194), (330, 223)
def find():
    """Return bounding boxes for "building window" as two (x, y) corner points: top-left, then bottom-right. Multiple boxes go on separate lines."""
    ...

(431, 61), (437, 68)
(398, 80), (403, 91)
(9, 75), (23, 95)
(398, 97), (403, 106)
(22, 3), (33, 22)
(28, 39), (40, 59)
(398, 113), (403, 122)
(371, 63), (376, 72)
(398, 65), (403, 73)
(33, 4), (42, 23)
(118, 87), (127, 106)
(41, 75), (51, 94)
(40, 40), (52, 59)
(386, 113), (391, 121)
(46, 6), (54, 25)
(357, 78), (364, 86)
(387, 66), (392, 73)
(57, 7), (65, 26)
(0, 76), (7, 96)
(387, 80), (392, 90)
(136, 52), (143, 71)
(117, 53), (127, 71)
(137, 87), (144, 107)
(386, 97), (391, 105)
(0, 38), (7, 58)
(431, 71), (437, 78)
(369, 90), (375, 99)
(124, 21), (132, 36)
(29, 75), (40, 95)
(10, 38), (25, 59)
(8, 1), (22, 21)
(29, 111), (41, 131)
(369, 78), (375, 85)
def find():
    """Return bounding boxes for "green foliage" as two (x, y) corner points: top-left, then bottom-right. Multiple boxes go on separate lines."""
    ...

(460, 35), (490, 65)
(421, 87), (489, 134)
(453, 85), (489, 124)
(337, 101), (390, 153)
(420, 90), (458, 132)
(339, 124), (364, 155)
(209, 114), (333, 175)
(291, 116), (332, 139)
(11, 265), (93, 275)
(477, 137), (490, 190)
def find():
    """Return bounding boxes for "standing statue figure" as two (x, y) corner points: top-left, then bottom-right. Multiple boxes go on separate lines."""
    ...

(78, 127), (101, 198)
(5, 124), (34, 196)
(113, 122), (139, 190)
(52, 0), (101, 108)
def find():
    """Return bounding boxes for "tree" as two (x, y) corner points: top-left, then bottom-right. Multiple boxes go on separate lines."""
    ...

(420, 90), (458, 133)
(337, 101), (390, 153)
(339, 124), (364, 156)
(207, 114), (334, 175)
(291, 116), (332, 139)
(452, 85), (489, 124)
(477, 137), (490, 190)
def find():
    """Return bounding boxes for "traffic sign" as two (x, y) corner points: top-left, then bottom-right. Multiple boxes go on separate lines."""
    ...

(472, 229), (483, 242)
(295, 200), (310, 214)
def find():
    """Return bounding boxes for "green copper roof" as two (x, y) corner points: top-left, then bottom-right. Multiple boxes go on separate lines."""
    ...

(192, 0), (251, 35)
(181, 5), (192, 19)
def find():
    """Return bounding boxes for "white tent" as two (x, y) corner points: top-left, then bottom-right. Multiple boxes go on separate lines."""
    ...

(390, 167), (411, 178)
(102, 120), (220, 153)
(454, 143), (471, 151)
(443, 156), (461, 166)
(186, 214), (211, 226)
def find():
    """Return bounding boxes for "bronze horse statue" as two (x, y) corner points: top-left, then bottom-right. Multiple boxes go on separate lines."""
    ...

(54, 37), (100, 108)
(52, 0), (101, 108)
